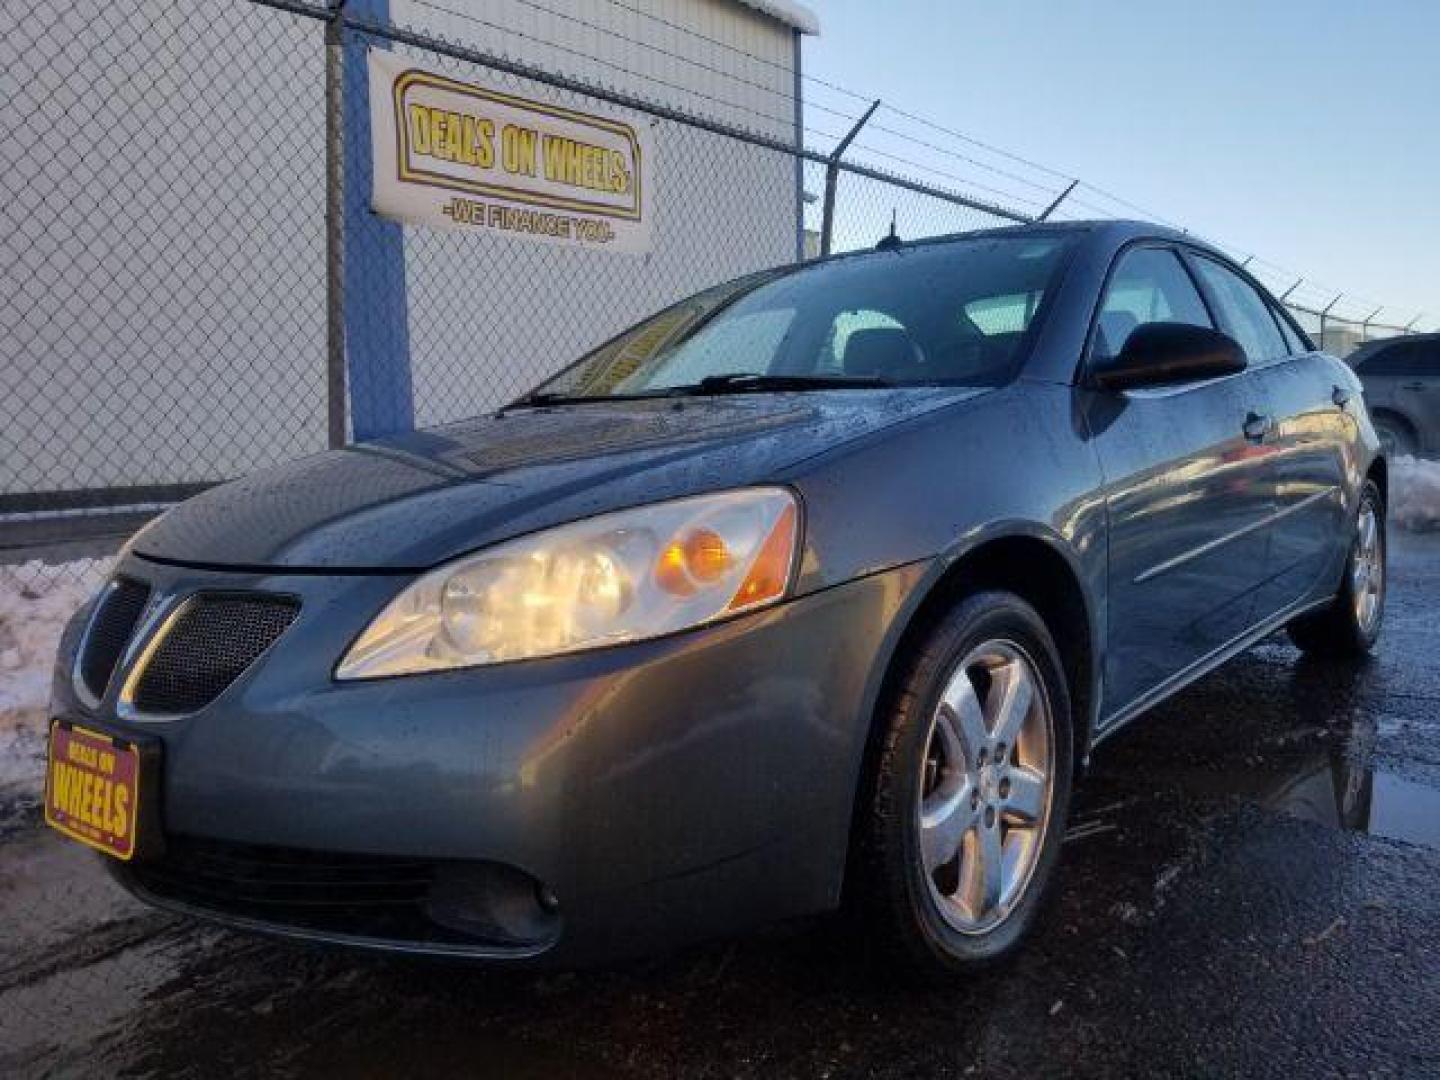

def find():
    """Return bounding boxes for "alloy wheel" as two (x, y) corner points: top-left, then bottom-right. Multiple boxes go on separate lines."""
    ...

(917, 640), (1054, 934)
(1352, 498), (1384, 635)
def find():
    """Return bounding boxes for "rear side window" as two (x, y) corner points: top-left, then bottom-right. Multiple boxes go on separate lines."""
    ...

(1190, 257), (1288, 364)
(1359, 340), (1436, 376)
(1092, 247), (1211, 360)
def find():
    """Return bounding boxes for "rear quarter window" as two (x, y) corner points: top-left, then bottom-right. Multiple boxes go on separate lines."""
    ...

(1270, 303), (1308, 355)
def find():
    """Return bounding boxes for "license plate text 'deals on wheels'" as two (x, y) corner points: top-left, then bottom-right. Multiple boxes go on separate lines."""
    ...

(45, 721), (142, 861)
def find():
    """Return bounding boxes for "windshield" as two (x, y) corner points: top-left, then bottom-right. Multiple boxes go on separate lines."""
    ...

(525, 235), (1074, 401)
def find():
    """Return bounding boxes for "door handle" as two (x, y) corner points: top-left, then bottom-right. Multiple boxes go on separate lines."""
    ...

(1243, 412), (1273, 442)
(1332, 385), (1352, 407)
(1401, 381), (1426, 391)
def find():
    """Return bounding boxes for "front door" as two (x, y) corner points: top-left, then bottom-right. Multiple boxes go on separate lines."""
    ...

(1082, 245), (1276, 720)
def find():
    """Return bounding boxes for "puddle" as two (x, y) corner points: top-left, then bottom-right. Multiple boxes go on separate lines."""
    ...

(1269, 756), (1440, 852)
(1366, 771), (1440, 850)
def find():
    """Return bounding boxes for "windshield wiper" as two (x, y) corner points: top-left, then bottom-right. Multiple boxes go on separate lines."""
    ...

(506, 373), (891, 410)
(684, 373), (893, 395)
(506, 388), (684, 409)
(515, 391), (573, 406)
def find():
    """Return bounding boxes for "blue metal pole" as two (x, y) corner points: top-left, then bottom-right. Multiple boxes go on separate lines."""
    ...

(792, 29), (804, 263)
(342, 0), (413, 440)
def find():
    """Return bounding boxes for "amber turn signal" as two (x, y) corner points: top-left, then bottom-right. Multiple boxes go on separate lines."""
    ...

(726, 502), (797, 612)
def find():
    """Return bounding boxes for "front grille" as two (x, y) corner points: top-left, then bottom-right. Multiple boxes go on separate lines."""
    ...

(78, 577), (151, 699)
(130, 593), (298, 714)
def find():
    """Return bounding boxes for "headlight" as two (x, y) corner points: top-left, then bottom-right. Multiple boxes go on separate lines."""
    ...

(336, 487), (800, 678)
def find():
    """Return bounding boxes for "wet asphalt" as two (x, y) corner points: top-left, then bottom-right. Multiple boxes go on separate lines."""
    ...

(2, 534), (1438, 1079)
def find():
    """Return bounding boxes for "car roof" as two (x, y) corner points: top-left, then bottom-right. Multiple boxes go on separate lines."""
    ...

(1354, 332), (1440, 349)
(816, 218), (1230, 271)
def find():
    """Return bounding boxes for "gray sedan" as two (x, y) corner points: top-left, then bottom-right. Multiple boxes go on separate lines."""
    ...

(46, 220), (1386, 975)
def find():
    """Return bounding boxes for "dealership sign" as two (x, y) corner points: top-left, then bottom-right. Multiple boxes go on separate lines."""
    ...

(368, 51), (654, 252)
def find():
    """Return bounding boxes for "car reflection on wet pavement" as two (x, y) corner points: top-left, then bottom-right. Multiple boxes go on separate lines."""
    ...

(3, 533), (1438, 1079)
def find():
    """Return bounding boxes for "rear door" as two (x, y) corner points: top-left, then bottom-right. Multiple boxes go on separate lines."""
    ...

(1186, 253), (1349, 618)
(1083, 245), (1275, 718)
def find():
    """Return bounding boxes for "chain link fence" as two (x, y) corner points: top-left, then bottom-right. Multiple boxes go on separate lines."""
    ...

(0, 0), (1429, 589)
(1270, 294), (1419, 358)
(0, 0), (333, 585)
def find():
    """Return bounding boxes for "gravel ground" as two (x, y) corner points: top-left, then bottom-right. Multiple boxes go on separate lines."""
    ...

(1, 533), (1438, 1079)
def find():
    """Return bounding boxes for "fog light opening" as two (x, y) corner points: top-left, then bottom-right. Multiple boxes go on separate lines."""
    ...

(424, 862), (562, 947)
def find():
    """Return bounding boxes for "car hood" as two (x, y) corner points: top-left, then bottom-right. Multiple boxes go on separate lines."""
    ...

(134, 388), (984, 571)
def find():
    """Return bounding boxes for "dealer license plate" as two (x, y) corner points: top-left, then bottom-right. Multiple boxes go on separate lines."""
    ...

(44, 720), (143, 860)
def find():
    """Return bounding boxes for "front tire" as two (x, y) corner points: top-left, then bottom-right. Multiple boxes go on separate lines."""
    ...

(853, 591), (1074, 975)
(1288, 479), (1386, 656)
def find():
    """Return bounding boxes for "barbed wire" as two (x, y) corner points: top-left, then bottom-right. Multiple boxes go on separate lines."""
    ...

(428, 0), (1079, 206)
(861, 122), (1066, 199)
(365, 0), (1429, 334)
(590, 0), (875, 109)
(380, 2), (1047, 218)
(394, 0), (840, 142)
(411, 0), (872, 129)
(404, 0), (1423, 326)
(842, 141), (1049, 214)
(408, 0), (1055, 210)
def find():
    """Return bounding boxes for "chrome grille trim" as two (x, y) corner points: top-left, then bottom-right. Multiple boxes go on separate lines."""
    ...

(71, 577), (152, 708)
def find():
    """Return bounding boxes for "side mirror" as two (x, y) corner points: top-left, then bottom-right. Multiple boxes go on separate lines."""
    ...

(1089, 322), (1247, 391)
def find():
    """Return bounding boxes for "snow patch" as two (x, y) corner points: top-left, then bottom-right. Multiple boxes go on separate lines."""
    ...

(0, 560), (109, 794)
(1390, 456), (1440, 532)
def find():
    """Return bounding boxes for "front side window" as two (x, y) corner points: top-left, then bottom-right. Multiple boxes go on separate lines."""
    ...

(1190, 256), (1288, 365)
(1092, 247), (1212, 361)
(526, 236), (1074, 400)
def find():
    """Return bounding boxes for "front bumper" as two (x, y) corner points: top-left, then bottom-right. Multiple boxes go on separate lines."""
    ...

(54, 554), (928, 964)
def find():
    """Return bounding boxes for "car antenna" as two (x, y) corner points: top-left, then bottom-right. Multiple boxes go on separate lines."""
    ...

(875, 208), (902, 251)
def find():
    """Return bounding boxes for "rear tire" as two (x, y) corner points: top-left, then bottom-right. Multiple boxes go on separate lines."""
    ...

(1288, 479), (1386, 657)
(852, 591), (1073, 976)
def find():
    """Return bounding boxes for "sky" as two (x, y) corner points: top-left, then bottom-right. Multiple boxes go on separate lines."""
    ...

(800, 0), (1439, 327)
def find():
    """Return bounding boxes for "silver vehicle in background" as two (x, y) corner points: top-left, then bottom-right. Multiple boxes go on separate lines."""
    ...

(1350, 333), (1440, 456)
